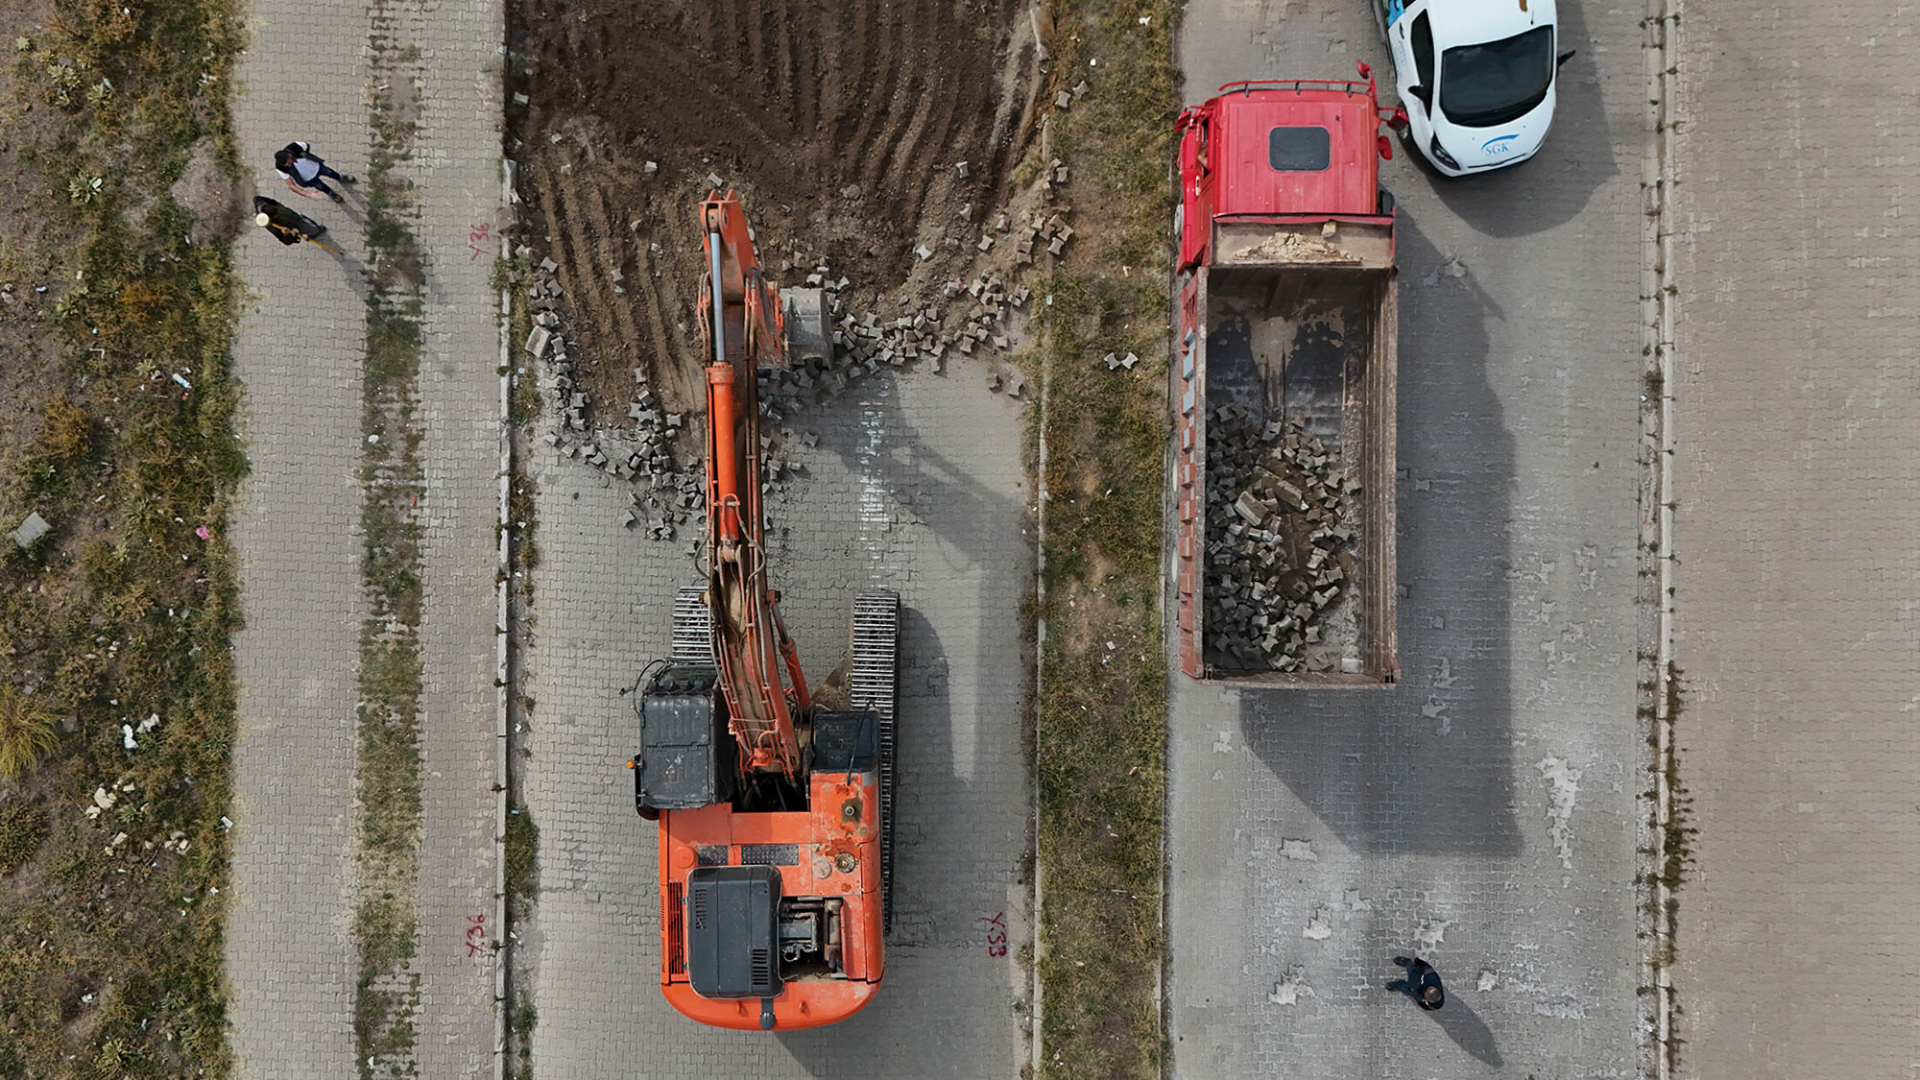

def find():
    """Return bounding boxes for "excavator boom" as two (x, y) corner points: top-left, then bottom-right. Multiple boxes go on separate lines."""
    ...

(697, 192), (809, 779)
(630, 192), (898, 1033)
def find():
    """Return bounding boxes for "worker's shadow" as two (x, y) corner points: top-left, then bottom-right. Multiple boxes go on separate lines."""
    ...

(1426, 997), (1504, 1068)
(333, 247), (369, 294)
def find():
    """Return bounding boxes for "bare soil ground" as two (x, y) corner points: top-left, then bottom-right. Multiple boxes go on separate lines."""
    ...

(507, 0), (1040, 415)
(0, 0), (82, 470)
(0, 0), (246, 1072)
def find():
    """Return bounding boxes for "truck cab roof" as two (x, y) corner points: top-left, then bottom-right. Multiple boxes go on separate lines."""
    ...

(1186, 82), (1385, 220)
(1177, 75), (1395, 273)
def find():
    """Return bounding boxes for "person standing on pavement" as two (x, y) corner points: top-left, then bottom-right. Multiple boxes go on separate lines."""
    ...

(1387, 955), (1446, 1011)
(252, 195), (328, 247)
(274, 141), (356, 203)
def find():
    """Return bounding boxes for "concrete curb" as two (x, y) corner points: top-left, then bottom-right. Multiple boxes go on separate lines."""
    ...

(1639, 0), (1681, 1074)
(492, 156), (514, 1080)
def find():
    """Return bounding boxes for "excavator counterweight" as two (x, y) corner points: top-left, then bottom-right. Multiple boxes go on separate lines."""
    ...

(629, 192), (900, 1031)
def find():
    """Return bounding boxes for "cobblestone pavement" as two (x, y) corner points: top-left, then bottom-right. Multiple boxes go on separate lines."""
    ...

(522, 369), (1032, 1076)
(399, 0), (507, 1074)
(224, 4), (370, 1074)
(1668, 5), (1920, 1077)
(1168, 2), (1650, 1076)
(225, 1), (505, 1076)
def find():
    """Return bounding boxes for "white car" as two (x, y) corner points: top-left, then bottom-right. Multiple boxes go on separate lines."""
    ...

(1372, 0), (1574, 176)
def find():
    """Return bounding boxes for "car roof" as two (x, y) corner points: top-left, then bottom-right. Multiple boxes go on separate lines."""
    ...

(1427, 0), (1553, 51)
(1205, 87), (1379, 218)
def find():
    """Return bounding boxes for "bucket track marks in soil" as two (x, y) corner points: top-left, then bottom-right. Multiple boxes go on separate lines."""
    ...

(511, 0), (1031, 416)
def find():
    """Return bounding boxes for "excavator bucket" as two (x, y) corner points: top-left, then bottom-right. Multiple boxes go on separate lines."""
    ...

(783, 287), (830, 371)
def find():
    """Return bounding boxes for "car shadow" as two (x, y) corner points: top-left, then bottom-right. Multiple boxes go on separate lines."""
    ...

(1415, 0), (1616, 237)
(1238, 212), (1521, 857)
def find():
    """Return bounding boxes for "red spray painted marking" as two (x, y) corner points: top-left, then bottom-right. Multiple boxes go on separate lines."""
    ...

(979, 911), (1008, 958)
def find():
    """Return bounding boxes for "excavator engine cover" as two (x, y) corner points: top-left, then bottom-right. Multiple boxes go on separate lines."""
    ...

(635, 665), (733, 811)
(686, 865), (784, 1000)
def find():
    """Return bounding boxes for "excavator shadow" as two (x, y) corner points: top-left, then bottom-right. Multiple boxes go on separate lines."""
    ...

(764, 372), (1033, 1069)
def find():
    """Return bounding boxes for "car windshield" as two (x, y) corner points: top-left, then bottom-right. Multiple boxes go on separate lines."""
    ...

(1439, 25), (1554, 128)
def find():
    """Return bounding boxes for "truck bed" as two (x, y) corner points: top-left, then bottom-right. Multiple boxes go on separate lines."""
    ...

(1185, 246), (1397, 685)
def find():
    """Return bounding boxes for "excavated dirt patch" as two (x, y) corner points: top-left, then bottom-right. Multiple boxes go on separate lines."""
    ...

(508, 0), (1037, 416)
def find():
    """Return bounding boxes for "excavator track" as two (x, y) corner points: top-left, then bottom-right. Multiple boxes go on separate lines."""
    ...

(848, 591), (900, 936)
(671, 585), (714, 664)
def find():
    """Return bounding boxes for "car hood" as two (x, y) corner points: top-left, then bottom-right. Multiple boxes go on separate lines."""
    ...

(1429, 0), (1556, 51)
(1430, 84), (1556, 166)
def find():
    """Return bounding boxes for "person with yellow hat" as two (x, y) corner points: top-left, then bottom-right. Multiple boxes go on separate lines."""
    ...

(252, 195), (328, 248)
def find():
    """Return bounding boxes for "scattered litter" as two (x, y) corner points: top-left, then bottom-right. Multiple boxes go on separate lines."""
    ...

(10, 512), (50, 548)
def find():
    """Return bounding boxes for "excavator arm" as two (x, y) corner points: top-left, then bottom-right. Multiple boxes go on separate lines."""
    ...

(697, 192), (811, 779)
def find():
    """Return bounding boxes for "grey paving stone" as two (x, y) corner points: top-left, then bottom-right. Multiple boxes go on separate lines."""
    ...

(524, 370), (1033, 1077)
(224, 7), (371, 1077)
(1168, 2), (1648, 1076)
(1668, 5), (1920, 1076)
(225, 1), (504, 1077)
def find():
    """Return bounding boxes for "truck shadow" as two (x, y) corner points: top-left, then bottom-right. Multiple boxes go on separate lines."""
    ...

(1240, 213), (1520, 858)
(1415, 0), (1616, 238)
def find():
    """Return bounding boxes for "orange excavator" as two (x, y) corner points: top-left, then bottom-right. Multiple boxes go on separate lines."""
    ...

(627, 191), (898, 1031)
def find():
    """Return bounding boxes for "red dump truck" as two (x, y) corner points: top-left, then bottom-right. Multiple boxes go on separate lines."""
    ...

(1173, 67), (1402, 686)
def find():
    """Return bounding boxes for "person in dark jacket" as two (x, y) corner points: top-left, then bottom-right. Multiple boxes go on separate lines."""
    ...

(274, 140), (356, 203)
(1387, 955), (1445, 1011)
(253, 195), (326, 247)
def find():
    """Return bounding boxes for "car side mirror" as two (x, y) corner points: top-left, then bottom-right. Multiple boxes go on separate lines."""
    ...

(1407, 85), (1431, 107)
(1557, 50), (1576, 67)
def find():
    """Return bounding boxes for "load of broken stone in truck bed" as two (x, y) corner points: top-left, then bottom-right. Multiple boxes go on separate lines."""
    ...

(1204, 405), (1362, 672)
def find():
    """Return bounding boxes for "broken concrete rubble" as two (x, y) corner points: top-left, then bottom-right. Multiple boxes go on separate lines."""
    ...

(1203, 407), (1358, 672)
